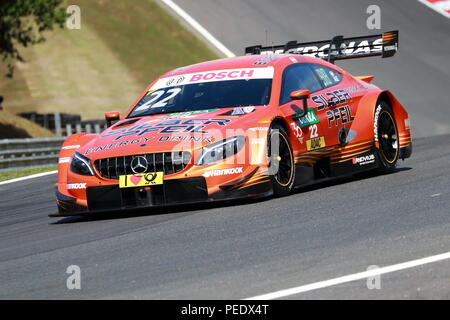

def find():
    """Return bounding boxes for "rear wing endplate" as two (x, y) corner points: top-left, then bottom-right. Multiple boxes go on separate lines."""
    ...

(245, 30), (398, 63)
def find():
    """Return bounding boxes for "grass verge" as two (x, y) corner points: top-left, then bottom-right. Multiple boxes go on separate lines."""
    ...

(0, 165), (57, 182)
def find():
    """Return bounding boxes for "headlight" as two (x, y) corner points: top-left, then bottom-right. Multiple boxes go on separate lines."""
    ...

(70, 152), (94, 176)
(196, 136), (246, 166)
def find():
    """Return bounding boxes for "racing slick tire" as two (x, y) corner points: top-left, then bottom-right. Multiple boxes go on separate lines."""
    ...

(374, 101), (400, 173)
(268, 123), (296, 196)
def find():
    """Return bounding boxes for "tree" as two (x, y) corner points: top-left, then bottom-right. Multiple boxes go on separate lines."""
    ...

(0, 0), (68, 78)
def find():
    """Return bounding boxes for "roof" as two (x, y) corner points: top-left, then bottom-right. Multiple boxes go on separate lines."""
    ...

(162, 55), (288, 77)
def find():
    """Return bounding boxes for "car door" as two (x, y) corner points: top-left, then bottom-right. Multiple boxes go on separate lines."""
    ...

(279, 63), (328, 154)
(307, 63), (355, 147)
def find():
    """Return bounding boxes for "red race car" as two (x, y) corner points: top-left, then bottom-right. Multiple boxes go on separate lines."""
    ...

(52, 31), (412, 216)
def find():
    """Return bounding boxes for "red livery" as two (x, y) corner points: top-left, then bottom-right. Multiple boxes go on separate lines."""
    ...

(53, 31), (412, 216)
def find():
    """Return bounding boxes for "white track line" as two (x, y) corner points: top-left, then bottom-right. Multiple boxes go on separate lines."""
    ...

(0, 170), (57, 186)
(160, 0), (236, 57)
(245, 251), (450, 300)
(417, 0), (450, 19)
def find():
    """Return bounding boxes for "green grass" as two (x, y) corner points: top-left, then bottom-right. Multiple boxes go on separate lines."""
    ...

(0, 0), (218, 120)
(0, 165), (57, 182)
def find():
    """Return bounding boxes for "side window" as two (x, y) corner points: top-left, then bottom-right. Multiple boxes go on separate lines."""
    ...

(310, 65), (342, 89)
(280, 64), (323, 105)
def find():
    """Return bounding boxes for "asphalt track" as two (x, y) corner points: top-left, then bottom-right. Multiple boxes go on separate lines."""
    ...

(1, 0), (449, 299)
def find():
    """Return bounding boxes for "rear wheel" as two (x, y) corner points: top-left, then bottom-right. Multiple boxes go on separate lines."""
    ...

(267, 123), (295, 196)
(375, 102), (399, 172)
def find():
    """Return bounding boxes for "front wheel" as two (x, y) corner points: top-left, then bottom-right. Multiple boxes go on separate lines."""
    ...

(267, 123), (296, 196)
(374, 101), (399, 172)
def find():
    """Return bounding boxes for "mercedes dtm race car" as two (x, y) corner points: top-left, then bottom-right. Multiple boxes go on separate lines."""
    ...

(52, 31), (412, 216)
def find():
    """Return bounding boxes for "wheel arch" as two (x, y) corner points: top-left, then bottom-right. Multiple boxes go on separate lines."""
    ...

(270, 117), (289, 133)
(376, 91), (410, 133)
(354, 90), (411, 146)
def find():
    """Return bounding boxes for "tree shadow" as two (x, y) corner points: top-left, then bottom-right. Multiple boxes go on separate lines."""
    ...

(0, 122), (32, 139)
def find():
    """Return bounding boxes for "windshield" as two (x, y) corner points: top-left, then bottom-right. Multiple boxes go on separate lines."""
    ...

(128, 71), (273, 118)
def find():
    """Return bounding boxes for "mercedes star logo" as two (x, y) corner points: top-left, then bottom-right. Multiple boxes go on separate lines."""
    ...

(130, 156), (148, 174)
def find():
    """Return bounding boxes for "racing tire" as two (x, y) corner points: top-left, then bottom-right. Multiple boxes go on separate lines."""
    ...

(374, 101), (399, 173)
(267, 123), (296, 196)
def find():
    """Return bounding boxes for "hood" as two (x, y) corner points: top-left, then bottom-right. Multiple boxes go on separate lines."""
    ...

(79, 106), (264, 160)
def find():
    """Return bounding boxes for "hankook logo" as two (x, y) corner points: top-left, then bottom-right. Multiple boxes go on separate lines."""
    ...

(131, 156), (148, 174)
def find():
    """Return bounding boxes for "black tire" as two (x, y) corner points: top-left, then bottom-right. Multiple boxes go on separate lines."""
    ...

(374, 101), (399, 172)
(267, 123), (296, 196)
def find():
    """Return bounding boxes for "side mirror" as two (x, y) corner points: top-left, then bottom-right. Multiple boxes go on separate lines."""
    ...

(290, 90), (310, 118)
(105, 111), (120, 127)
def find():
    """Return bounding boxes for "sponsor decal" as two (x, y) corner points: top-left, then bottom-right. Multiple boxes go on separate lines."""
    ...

(150, 67), (274, 90)
(231, 106), (256, 116)
(260, 38), (383, 57)
(290, 122), (304, 144)
(326, 105), (355, 128)
(67, 183), (87, 190)
(374, 105), (382, 141)
(166, 75), (185, 86)
(315, 67), (334, 87)
(306, 136), (326, 151)
(231, 107), (245, 116)
(156, 135), (214, 143)
(203, 167), (243, 178)
(312, 89), (352, 111)
(84, 135), (215, 155)
(119, 172), (164, 188)
(294, 108), (320, 127)
(59, 157), (71, 164)
(352, 154), (375, 166)
(384, 44), (397, 52)
(101, 119), (230, 141)
(243, 106), (256, 113)
(62, 145), (80, 150)
(85, 137), (153, 155)
(253, 56), (277, 65)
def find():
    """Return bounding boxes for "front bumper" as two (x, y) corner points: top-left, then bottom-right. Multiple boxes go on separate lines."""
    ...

(52, 176), (271, 217)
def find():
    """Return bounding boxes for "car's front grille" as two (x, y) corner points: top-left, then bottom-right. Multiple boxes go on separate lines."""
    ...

(94, 151), (191, 180)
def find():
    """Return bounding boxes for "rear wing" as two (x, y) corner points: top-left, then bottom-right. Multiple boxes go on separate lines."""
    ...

(245, 30), (398, 63)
